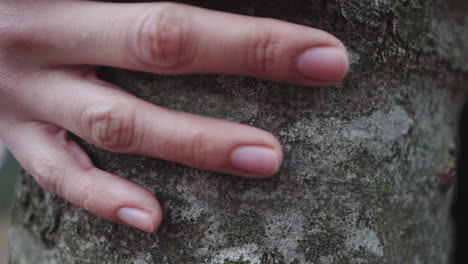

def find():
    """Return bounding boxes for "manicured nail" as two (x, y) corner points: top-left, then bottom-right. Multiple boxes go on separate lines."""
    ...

(297, 47), (349, 81)
(230, 146), (279, 176)
(116, 207), (154, 232)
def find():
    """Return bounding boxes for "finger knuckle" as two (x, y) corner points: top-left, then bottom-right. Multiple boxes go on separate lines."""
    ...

(80, 103), (138, 152)
(29, 158), (58, 194)
(246, 26), (279, 76)
(80, 182), (100, 213)
(127, 4), (196, 71)
(184, 129), (210, 169)
(0, 10), (28, 49)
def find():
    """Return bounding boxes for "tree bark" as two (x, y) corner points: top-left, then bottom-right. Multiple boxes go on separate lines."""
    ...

(9, 0), (468, 263)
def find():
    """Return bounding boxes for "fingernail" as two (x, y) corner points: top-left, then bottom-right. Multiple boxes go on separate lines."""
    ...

(297, 47), (349, 81)
(116, 207), (154, 232)
(230, 146), (279, 176)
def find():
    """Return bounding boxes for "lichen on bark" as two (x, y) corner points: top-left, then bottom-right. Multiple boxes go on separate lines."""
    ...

(10, 0), (468, 263)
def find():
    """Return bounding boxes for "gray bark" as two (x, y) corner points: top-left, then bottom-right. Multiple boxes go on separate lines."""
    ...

(9, 0), (468, 263)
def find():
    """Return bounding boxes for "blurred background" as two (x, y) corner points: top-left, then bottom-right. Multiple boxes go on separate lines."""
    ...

(0, 140), (21, 264)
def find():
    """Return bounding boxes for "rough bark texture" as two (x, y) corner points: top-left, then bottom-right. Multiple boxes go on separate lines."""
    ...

(9, 0), (468, 263)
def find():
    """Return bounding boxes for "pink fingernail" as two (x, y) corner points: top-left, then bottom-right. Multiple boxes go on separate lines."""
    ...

(116, 207), (154, 232)
(297, 47), (349, 81)
(230, 146), (279, 176)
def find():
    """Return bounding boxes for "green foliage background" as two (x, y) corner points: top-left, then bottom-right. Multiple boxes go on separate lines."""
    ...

(0, 151), (20, 215)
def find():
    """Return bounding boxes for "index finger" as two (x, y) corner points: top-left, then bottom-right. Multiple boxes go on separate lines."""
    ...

(33, 1), (349, 86)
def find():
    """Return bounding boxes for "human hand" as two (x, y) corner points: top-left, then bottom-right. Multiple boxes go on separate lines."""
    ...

(0, 0), (349, 232)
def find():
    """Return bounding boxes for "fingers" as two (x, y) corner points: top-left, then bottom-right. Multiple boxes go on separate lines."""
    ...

(2, 121), (162, 232)
(25, 71), (283, 178)
(35, 1), (348, 86)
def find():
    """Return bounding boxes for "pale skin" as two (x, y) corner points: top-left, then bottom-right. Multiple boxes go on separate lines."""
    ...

(0, 0), (349, 233)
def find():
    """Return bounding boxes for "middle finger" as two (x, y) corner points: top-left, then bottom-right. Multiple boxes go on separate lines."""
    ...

(24, 70), (283, 178)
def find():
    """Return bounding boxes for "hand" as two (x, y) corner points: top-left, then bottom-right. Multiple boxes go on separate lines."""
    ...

(0, 0), (349, 232)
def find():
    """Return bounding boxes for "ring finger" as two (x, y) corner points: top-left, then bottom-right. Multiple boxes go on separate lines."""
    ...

(1, 120), (163, 232)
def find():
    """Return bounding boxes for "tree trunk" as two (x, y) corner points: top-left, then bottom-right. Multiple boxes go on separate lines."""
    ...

(9, 0), (468, 263)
